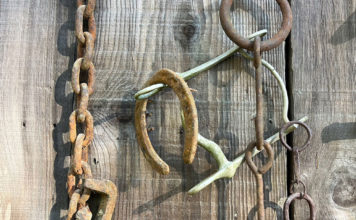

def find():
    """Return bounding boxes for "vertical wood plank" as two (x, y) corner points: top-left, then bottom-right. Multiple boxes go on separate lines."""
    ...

(290, 0), (356, 219)
(91, 0), (288, 219)
(0, 0), (73, 219)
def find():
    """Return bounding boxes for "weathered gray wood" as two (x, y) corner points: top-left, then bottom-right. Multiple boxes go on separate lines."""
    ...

(90, 0), (288, 219)
(290, 0), (356, 219)
(0, 0), (71, 219)
(0, 0), (290, 219)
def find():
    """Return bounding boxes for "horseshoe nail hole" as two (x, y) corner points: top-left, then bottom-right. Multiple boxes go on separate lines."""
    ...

(22, 122), (26, 127)
(53, 123), (57, 128)
(93, 158), (99, 165)
(268, 119), (273, 124)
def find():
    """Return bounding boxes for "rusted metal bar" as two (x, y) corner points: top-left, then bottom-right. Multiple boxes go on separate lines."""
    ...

(135, 68), (198, 175)
(220, 0), (292, 52)
(253, 37), (264, 150)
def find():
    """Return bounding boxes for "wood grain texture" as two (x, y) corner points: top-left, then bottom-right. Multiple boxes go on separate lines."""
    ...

(0, 0), (289, 219)
(290, 0), (356, 219)
(90, 0), (288, 219)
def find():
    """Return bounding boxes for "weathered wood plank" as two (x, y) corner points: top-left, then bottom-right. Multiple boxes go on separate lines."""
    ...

(0, 0), (65, 219)
(0, 0), (290, 219)
(91, 0), (288, 219)
(290, 0), (356, 219)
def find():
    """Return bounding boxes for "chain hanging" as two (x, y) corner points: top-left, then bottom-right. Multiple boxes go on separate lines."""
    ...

(67, 1), (117, 219)
(280, 121), (316, 220)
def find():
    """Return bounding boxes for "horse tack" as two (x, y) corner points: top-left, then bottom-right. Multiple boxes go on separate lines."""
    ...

(280, 121), (316, 219)
(135, 68), (198, 175)
(133, 0), (316, 219)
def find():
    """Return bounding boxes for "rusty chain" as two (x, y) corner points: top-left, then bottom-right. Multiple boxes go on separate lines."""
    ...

(280, 121), (316, 220)
(66, 1), (117, 219)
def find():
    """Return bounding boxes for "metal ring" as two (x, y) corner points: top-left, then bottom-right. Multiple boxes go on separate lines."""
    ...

(283, 192), (316, 220)
(279, 121), (312, 152)
(135, 69), (198, 175)
(69, 110), (94, 148)
(289, 179), (306, 195)
(245, 141), (274, 175)
(220, 0), (292, 52)
(72, 58), (95, 95)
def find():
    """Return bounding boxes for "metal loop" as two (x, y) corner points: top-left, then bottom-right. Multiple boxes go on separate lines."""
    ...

(245, 141), (274, 175)
(78, 83), (89, 122)
(72, 58), (95, 95)
(220, 0), (292, 52)
(69, 109), (94, 148)
(135, 69), (198, 175)
(77, 0), (96, 18)
(284, 192), (316, 220)
(279, 121), (312, 152)
(76, 5), (96, 44)
(289, 179), (306, 195)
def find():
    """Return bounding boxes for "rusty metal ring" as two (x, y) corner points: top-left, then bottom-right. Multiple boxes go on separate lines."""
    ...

(69, 110), (94, 148)
(289, 179), (306, 195)
(76, 5), (96, 44)
(245, 141), (274, 175)
(284, 192), (316, 220)
(72, 58), (95, 95)
(135, 69), (198, 175)
(220, 0), (292, 52)
(279, 121), (312, 153)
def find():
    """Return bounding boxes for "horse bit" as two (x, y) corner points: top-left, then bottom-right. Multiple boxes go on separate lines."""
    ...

(134, 0), (316, 219)
(64, 0), (316, 219)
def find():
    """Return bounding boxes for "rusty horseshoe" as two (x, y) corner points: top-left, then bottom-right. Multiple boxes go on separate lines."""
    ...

(135, 68), (198, 175)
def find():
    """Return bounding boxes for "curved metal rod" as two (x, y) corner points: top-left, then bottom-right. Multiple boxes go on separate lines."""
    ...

(134, 31), (290, 123)
(187, 116), (308, 194)
(134, 30), (268, 100)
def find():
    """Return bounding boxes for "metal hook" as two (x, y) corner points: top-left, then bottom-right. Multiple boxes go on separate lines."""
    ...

(135, 69), (198, 175)
(83, 179), (118, 220)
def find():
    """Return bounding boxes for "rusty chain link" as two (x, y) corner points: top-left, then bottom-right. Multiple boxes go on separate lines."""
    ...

(244, 37), (275, 220)
(66, 1), (117, 219)
(280, 121), (316, 219)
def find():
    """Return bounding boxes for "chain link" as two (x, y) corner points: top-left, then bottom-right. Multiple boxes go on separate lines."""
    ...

(279, 121), (315, 219)
(66, 1), (117, 219)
